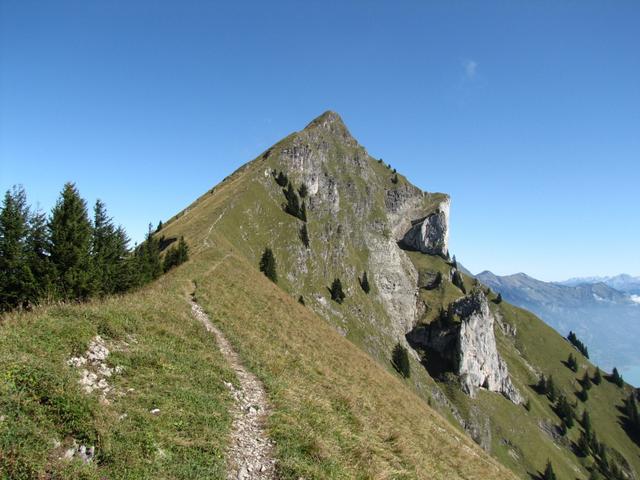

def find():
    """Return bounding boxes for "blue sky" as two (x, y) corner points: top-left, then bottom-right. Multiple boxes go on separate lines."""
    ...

(1, 1), (638, 281)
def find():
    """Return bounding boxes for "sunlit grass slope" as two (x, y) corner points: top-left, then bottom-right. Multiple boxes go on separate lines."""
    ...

(190, 239), (516, 480)
(0, 269), (235, 479)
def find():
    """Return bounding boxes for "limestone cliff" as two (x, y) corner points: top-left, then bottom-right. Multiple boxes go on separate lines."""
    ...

(407, 290), (523, 404)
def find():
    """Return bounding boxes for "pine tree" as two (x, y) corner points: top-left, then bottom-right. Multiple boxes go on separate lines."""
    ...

(297, 295), (305, 305)
(610, 367), (624, 387)
(136, 223), (162, 284)
(283, 181), (301, 218)
(360, 271), (370, 294)
(156, 220), (163, 232)
(392, 343), (410, 378)
(555, 395), (574, 428)
(163, 236), (189, 272)
(26, 208), (54, 302)
(299, 224), (309, 248)
(582, 410), (593, 437)
(111, 227), (137, 292)
(495, 292), (502, 304)
(298, 183), (308, 198)
(330, 278), (345, 304)
(91, 199), (121, 294)
(577, 430), (591, 457)
(259, 247), (277, 283)
(546, 375), (557, 402)
(299, 201), (307, 222)
(577, 386), (589, 402)
(48, 183), (93, 301)
(391, 174), (399, 184)
(582, 371), (592, 390)
(542, 460), (557, 480)
(593, 367), (602, 385)
(275, 171), (288, 187)
(452, 270), (466, 293)
(0, 187), (36, 310)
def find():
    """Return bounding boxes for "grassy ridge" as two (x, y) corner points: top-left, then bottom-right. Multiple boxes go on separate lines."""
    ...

(191, 240), (516, 480)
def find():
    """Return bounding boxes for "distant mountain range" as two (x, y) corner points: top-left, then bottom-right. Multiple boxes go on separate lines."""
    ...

(558, 274), (640, 296)
(476, 271), (640, 385)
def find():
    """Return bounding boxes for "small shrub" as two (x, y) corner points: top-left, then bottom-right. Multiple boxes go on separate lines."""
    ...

(392, 343), (410, 378)
(259, 247), (277, 283)
(360, 271), (370, 294)
(329, 278), (345, 304)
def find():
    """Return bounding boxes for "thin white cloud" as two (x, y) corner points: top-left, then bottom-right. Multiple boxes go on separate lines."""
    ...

(463, 59), (478, 79)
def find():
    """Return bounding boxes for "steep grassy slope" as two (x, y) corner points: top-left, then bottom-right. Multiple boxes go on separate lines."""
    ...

(0, 233), (516, 479)
(158, 111), (640, 479)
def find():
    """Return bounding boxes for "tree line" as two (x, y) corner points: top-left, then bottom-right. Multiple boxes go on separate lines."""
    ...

(0, 183), (188, 312)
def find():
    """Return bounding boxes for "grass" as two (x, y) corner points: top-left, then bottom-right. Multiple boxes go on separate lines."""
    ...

(191, 241), (516, 480)
(0, 268), (234, 479)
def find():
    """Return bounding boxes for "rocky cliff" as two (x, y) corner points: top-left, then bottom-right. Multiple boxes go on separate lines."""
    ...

(407, 290), (523, 404)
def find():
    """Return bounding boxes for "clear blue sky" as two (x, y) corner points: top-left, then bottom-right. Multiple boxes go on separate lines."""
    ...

(1, 1), (638, 281)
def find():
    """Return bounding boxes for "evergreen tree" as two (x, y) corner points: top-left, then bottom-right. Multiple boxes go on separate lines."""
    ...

(156, 220), (163, 232)
(298, 183), (308, 198)
(581, 410), (593, 437)
(546, 375), (557, 402)
(360, 271), (370, 294)
(555, 395), (574, 428)
(259, 247), (277, 283)
(0, 187), (36, 310)
(297, 295), (305, 305)
(91, 199), (121, 294)
(330, 278), (345, 304)
(48, 183), (93, 301)
(582, 371), (593, 390)
(568, 331), (590, 358)
(609, 367), (624, 387)
(275, 171), (288, 187)
(136, 223), (163, 284)
(577, 430), (591, 457)
(623, 392), (639, 435)
(542, 460), (557, 480)
(567, 353), (578, 372)
(391, 174), (399, 184)
(577, 386), (589, 402)
(299, 224), (309, 248)
(299, 201), (307, 222)
(495, 292), (502, 304)
(283, 182), (301, 218)
(26, 208), (54, 302)
(593, 367), (602, 385)
(111, 227), (137, 292)
(392, 343), (410, 378)
(163, 236), (189, 272)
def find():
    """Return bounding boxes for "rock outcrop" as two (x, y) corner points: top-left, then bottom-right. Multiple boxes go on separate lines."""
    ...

(407, 290), (522, 404)
(400, 200), (450, 256)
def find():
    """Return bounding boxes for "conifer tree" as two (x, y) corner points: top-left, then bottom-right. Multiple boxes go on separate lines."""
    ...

(577, 430), (591, 457)
(259, 247), (277, 283)
(546, 375), (557, 402)
(298, 295), (305, 305)
(163, 236), (189, 272)
(0, 187), (36, 310)
(298, 183), (308, 198)
(136, 223), (163, 284)
(495, 292), (502, 304)
(91, 199), (121, 294)
(283, 181), (301, 218)
(299, 224), (309, 248)
(299, 200), (307, 222)
(26, 208), (54, 301)
(275, 171), (288, 187)
(555, 395), (574, 428)
(542, 460), (557, 480)
(593, 367), (602, 385)
(582, 410), (593, 437)
(582, 371), (592, 390)
(156, 220), (163, 232)
(330, 278), (345, 304)
(360, 271), (370, 294)
(392, 343), (410, 378)
(610, 367), (624, 387)
(48, 183), (93, 301)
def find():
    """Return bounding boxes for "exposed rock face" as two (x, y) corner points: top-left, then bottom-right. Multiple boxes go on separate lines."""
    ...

(407, 291), (523, 404)
(400, 200), (450, 256)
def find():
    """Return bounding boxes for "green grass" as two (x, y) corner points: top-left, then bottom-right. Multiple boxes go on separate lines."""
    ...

(0, 269), (234, 479)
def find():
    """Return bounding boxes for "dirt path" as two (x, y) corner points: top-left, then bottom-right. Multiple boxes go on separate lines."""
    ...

(190, 298), (278, 480)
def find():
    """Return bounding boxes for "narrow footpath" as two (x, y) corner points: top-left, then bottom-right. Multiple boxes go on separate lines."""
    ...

(191, 298), (278, 480)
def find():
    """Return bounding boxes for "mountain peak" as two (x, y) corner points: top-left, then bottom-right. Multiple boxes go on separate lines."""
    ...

(303, 110), (355, 143)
